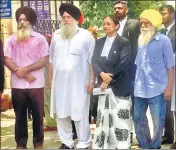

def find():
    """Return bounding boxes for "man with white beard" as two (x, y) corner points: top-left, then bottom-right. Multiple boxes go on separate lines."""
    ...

(49, 3), (95, 149)
(4, 7), (49, 149)
(133, 9), (175, 149)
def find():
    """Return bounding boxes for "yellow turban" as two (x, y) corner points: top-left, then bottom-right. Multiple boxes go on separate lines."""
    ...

(140, 9), (162, 30)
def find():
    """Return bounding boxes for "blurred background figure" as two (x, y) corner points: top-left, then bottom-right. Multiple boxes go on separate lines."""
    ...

(159, 5), (175, 146)
(88, 26), (98, 40)
(44, 34), (57, 131)
(88, 26), (98, 124)
(0, 39), (4, 99)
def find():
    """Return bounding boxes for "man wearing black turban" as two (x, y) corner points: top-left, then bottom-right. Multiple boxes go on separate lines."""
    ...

(49, 3), (95, 149)
(59, 3), (81, 21)
(4, 6), (49, 149)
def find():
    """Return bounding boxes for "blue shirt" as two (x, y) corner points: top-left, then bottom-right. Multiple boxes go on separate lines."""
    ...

(134, 32), (175, 98)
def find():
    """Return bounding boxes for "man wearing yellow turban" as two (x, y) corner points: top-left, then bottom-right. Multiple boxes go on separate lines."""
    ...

(133, 9), (175, 149)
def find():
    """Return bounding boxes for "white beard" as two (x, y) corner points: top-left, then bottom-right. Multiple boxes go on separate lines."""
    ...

(138, 26), (156, 47)
(60, 20), (77, 39)
(17, 24), (32, 42)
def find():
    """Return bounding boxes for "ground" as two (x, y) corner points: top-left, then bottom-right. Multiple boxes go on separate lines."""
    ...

(0, 109), (173, 149)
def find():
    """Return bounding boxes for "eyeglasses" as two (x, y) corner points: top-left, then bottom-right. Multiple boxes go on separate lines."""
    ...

(113, 0), (127, 5)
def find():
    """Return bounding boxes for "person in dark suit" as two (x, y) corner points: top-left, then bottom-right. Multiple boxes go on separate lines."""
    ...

(113, 0), (140, 143)
(159, 5), (175, 146)
(113, 0), (140, 70)
(0, 39), (4, 98)
(92, 15), (132, 149)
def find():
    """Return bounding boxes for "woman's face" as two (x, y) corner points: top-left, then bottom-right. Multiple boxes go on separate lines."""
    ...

(103, 17), (117, 35)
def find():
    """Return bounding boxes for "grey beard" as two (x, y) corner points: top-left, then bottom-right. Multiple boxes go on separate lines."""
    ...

(138, 27), (156, 47)
(17, 25), (32, 41)
(60, 22), (77, 39)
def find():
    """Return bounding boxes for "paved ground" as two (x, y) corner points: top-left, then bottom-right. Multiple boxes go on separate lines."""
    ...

(0, 109), (173, 149)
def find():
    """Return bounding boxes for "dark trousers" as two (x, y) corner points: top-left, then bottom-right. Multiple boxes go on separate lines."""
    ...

(163, 100), (174, 141)
(71, 120), (77, 136)
(12, 88), (44, 147)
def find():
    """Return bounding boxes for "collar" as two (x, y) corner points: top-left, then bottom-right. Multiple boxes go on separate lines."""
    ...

(153, 32), (160, 41)
(30, 30), (35, 37)
(106, 35), (116, 41)
(165, 20), (175, 32)
(119, 17), (127, 25)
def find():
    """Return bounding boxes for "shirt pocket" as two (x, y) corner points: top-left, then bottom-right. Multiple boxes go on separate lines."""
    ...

(69, 49), (81, 68)
(148, 52), (161, 65)
(70, 49), (81, 56)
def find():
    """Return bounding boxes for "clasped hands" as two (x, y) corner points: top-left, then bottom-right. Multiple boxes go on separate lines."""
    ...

(100, 72), (113, 91)
(14, 67), (36, 83)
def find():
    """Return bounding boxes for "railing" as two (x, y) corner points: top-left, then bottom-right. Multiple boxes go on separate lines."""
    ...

(33, 20), (60, 35)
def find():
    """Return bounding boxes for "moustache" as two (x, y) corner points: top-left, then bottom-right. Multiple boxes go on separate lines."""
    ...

(18, 24), (28, 29)
(141, 28), (149, 32)
(115, 12), (120, 16)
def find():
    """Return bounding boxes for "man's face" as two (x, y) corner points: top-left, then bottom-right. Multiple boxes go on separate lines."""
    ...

(160, 8), (174, 25)
(114, 3), (128, 20)
(60, 12), (77, 39)
(18, 14), (30, 28)
(140, 17), (153, 30)
(138, 17), (156, 47)
(17, 14), (31, 41)
(61, 12), (75, 26)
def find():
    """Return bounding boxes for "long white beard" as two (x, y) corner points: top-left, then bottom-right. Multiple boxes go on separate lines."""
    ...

(138, 26), (156, 47)
(60, 20), (77, 39)
(17, 24), (32, 42)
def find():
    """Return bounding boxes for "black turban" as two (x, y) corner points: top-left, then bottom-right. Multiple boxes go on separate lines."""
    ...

(59, 3), (81, 21)
(15, 7), (37, 26)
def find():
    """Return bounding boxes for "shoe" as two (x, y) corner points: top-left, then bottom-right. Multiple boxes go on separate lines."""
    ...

(73, 133), (78, 140)
(170, 142), (176, 149)
(161, 136), (173, 144)
(16, 146), (27, 149)
(151, 147), (161, 149)
(34, 145), (43, 149)
(59, 143), (74, 149)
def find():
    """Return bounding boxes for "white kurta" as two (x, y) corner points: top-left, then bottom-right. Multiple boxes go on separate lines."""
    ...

(49, 27), (95, 121)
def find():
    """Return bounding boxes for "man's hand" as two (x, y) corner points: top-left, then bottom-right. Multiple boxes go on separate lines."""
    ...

(15, 67), (28, 78)
(100, 72), (113, 84)
(100, 82), (109, 91)
(164, 86), (172, 100)
(24, 73), (36, 83)
(87, 82), (94, 94)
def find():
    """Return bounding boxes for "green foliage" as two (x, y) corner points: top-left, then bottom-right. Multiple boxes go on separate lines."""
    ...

(80, 1), (114, 29)
(127, 0), (166, 19)
(79, 0), (166, 37)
